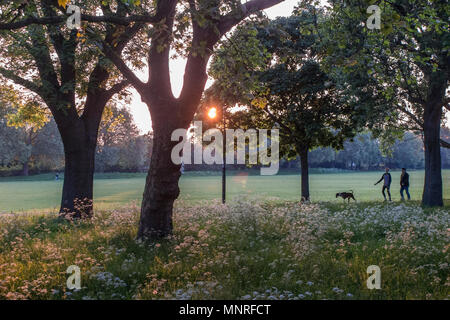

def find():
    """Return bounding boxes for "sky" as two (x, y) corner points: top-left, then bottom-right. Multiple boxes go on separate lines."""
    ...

(128, 0), (299, 133)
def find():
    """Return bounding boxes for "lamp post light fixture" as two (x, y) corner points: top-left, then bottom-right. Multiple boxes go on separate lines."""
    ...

(208, 106), (226, 204)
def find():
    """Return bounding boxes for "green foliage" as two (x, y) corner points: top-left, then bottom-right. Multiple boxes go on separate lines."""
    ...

(0, 86), (37, 167)
(0, 0), (146, 118)
(207, 10), (369, 159)
(6, 101), (49, 132)
(319, 0), (449, 133)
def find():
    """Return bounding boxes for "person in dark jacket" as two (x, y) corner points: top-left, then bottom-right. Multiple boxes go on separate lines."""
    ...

(400, 168), (410, 200)
(375, 167), (392, 201)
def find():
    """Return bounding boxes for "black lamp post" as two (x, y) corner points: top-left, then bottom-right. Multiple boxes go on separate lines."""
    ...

(208, 105), (226, 204)
(221, 104), (226, 204)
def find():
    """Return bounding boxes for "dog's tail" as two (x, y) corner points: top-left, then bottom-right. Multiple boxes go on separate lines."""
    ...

(350, 190), (356, 202)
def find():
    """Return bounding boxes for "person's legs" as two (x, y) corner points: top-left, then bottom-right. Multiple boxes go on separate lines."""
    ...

(387, 186), (391, 201)
(382, 186), (387, 200)
(400, 186), (405, 200)
(405, 186), (410, 200)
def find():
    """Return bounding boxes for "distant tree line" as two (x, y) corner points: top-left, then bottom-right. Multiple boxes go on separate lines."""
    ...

(297, 130), (450, 171)
(94, 105), (152, 173)
(0, 115), (64, 176)
(0, 104), (152, 177)
(2, 98), (449, 176)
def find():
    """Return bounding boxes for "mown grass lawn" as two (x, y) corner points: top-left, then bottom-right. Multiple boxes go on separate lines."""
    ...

(0, 200), (448, 300)
(1, 170), (449, 212)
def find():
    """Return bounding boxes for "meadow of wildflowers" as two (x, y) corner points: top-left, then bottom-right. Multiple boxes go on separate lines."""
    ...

(0, 199), (448, 300)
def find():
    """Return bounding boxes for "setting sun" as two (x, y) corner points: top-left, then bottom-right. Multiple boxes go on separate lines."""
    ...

(208, 107), (217, 119)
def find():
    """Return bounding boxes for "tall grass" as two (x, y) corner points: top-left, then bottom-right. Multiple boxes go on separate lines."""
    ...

(0, 199), (448, 300)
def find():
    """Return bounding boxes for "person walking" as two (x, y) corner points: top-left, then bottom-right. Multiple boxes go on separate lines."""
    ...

(375, 167), (392, 201)
(400, 168), (411, 200)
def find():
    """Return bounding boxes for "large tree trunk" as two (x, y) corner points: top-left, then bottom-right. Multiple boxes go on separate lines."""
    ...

(137, 120), (182, 239)
(299, 146), (310, 201)
(421, 70), (446, 207)
(59, 123), (98, 218)
(422, 103), (443, 207)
